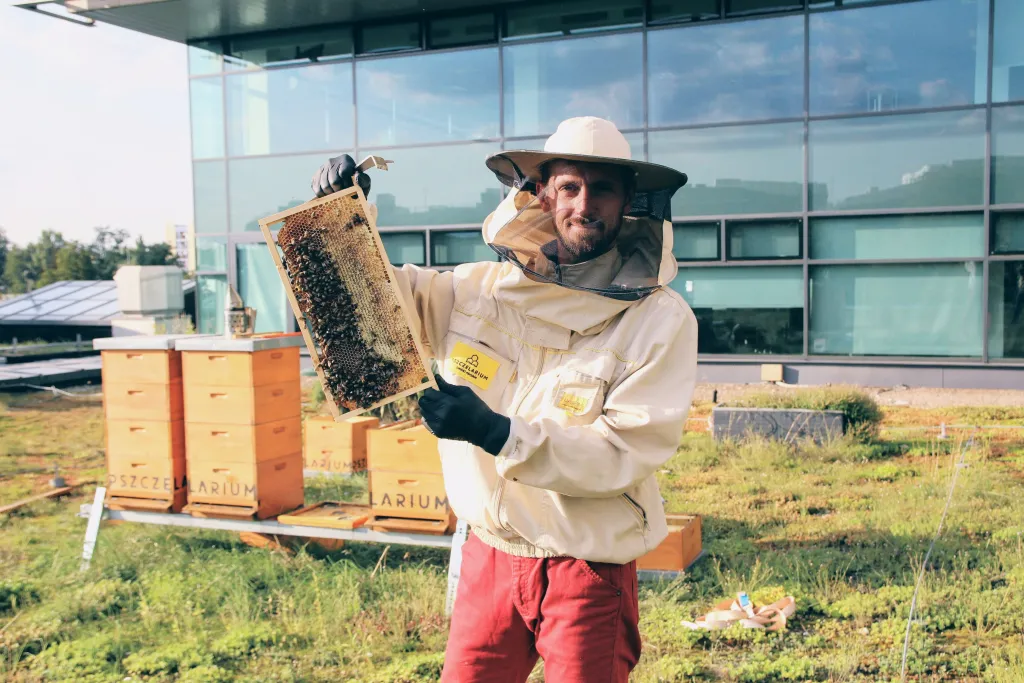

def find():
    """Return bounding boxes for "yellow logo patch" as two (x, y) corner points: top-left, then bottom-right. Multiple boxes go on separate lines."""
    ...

(556, 392), (590, 415)
(448, 341), (499, 390)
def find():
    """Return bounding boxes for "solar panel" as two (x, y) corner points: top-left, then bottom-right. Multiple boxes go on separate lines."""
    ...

(0, 279), (179, 326)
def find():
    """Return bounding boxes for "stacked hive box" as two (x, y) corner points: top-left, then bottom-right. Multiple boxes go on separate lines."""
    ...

(303, 415), (379, 475)
(176, 335), (305, 519)
(94, 335), (196, 513)
(637, 514), (703, 572)
(367, 422), (455, 534)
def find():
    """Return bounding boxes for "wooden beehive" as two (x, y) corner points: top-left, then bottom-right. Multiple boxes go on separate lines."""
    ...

(94, 336), (193, 514)
(304, 415), (380, 475)
(367, 424), (453, 532)
(637, 514), (703, 572)
(257, 180), (435, 421)
(177, 335), (305, 520)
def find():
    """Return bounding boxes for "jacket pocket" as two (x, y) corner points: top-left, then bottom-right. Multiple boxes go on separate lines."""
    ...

(621, 492), (649, 536)
(441, 331), (516, 409)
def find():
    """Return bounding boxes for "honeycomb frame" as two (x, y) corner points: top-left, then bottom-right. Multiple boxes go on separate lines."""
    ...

(258, 185), (436, 421)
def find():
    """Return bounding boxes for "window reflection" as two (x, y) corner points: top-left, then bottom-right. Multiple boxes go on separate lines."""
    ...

(809, 111), (985, 211)
(504, 33), (643, 138)
(993, 213), (1024, 255)
(193, 161), (228, 234)
(196, 237), (227, 271)
(190, 79), (224, 159)
(188, 43), (222, 76)
(992, 106), (1024, 205)
(225, 28), (353, 69)
(650, 123), (803, 217)
(431, 230), (499, 266)
(228, 153), (328, 232)
(649, 16), (803, 126)
(357, 49), (500, 146)
(506, 0), (642, 39)
(373, 144), (503, 227)
(380, 232), (426, 265)
(810, 263), (983, 357)
(810, 215), (984, 261)
(197, 275), (228, 335)
(810, 0), (988, 115)
(429, 14), (496, 48)
(989, 261), (1024, 359)
(227, 64), (353, 156)
(649, 0), (719, 24)
(673, 222), (720, 261)
(360, 22), (421, 54)
(727, 219), (801, 260)
(993, 0), (1024, 103)
(670, 266), (803, 354)
(237, 244), (288, 333)
(727, 0), (801, 15)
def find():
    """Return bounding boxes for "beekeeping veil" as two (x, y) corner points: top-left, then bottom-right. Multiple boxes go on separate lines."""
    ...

(484, 117), (687, 301)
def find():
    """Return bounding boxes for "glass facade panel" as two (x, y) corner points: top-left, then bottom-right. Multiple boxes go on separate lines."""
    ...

(506, 0), (643, 39)
(809, 0), (989, 115)
(431, 230), (498, 266)
(196, 237), (227, 271)
(429, 14), (496, 48)
(992, 106), (1024, 205)
(228, 153), (328, 233)
(197, 275), (228, 335)
(993, 213), (1024, 255)
(727, 219), (801, 260)
(226, 64), (353, 156)
(673, 222), (720, 261)
(504, 33), (643, 138)
(649, 16), (803, 126)
(225, 28), (353, 69)
(190, 78), (224, 159)
(374, 143), (503, 227)
(237, 244), (288, 334)
(727, 0), (801, 15)
(650, 123), (803, 217)
(380, 232), (427, 265)
(188, 43), (222, 76)
(357, 49), (499, 146)
(193, 161), (228, 234)
(993, 0), (1024, 103)
(649, 0), (719, 24)
(811, 214), (985, 261)
(670, 266), (803, 354)
(989, 261), (1024, 359)
(810, 263), (984, 357)
(360, 22), (421, 54)
(809, 111), (986, 211)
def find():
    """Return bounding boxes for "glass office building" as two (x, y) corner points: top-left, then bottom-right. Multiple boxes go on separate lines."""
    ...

(54, 0), (1024, 385)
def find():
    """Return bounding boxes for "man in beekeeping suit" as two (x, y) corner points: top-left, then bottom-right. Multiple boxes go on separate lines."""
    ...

(311, 116), (697, 682)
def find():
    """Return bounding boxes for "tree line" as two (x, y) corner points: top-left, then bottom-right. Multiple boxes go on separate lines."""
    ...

(0, 227), (178, 296)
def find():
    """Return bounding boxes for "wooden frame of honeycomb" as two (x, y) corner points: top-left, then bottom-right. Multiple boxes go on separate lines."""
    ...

(258, 184), (436, 421)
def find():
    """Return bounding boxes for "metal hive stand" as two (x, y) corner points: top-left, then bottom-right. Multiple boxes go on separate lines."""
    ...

(77, 503), (694, 583)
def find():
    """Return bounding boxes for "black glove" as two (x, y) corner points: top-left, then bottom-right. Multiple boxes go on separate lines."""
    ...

(311, 153), (372, 199)
(419, 376), (511, 456)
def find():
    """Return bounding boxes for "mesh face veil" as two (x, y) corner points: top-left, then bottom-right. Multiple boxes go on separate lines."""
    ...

(487, 161), (681, 301)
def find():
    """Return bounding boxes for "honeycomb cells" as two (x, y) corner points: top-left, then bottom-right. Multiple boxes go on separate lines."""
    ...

(274, 191), (429, 413)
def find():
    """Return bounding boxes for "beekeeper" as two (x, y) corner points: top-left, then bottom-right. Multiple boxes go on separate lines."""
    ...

(311, 116), (697, 683)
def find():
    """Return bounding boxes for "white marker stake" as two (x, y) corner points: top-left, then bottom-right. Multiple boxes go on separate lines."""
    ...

(445, 520), (471, 617)
(80, 487), (107, 572)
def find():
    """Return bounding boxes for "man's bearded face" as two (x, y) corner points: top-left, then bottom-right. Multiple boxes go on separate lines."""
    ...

(539, 161), (633, 264)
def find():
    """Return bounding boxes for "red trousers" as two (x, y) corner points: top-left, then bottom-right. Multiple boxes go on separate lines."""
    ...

(441, 534), (641, 683)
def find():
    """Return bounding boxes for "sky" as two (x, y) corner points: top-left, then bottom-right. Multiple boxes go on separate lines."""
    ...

(0, 1), (191, 247)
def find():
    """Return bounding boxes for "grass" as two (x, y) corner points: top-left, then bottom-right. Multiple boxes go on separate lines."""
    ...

(1, 389), (1023, 681)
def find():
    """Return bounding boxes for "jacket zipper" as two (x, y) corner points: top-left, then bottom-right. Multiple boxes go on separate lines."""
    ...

(622, 493), (649, 533)
(492, 348), (547, 533)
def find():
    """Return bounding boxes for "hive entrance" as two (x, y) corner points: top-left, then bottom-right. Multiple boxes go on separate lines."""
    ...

(259, 186), (434, 418)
